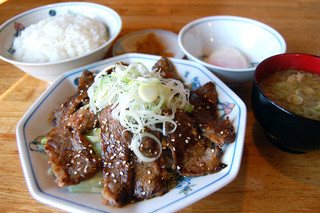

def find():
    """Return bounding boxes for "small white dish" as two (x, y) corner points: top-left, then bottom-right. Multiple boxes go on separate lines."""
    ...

(0, 2), (122, 82)
(178, 15), (287, 86)
(112, 29), (185, 59)
(16, 53), (246, 212)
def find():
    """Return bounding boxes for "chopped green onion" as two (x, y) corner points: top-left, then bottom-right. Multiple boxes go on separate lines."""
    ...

(87, 62), (193, 162)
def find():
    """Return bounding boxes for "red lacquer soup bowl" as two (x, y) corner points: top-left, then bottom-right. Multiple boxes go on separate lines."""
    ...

(251, 53), (320, 153)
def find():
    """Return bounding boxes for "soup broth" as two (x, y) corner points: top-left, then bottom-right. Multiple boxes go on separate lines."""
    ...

(259, 69), (320, 121)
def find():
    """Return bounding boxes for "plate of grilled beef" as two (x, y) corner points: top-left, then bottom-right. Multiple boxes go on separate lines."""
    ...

(16, 53), (246, 212)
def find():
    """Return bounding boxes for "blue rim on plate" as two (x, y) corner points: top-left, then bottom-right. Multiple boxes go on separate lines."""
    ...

(16, 53), (246, 212)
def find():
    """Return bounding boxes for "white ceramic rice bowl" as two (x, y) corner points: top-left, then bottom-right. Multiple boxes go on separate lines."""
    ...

(0, 2), (122, 82)
(178, 15), (286, 86)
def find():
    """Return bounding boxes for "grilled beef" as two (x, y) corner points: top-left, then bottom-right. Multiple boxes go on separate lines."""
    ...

(132, 129), (167, 200)
(190, 81), (236, 146)
(45, 70), (100, 188)
(45, 107), (101, 187)
(164, 109), (225, 177)
(99, 106), (134, 207)
(152, 56), (179, 80)
(51, 70), (94, 126)
(44, 57), (236, 207)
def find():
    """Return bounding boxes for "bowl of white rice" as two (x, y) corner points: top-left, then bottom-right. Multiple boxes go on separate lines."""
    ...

(0, 2), (122, 82)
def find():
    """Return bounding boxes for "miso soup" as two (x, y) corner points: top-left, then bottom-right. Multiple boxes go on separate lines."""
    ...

(259, 69), (320, 121)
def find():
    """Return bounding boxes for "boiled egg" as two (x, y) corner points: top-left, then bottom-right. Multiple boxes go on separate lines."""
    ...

(204, 45), (250, 69)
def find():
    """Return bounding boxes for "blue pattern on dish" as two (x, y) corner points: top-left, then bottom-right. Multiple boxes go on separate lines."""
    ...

(18, 53), (244, 213)
(49, 10), (56, 16)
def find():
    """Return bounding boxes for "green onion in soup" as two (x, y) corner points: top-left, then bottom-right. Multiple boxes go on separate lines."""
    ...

(259, 69), (320, 121)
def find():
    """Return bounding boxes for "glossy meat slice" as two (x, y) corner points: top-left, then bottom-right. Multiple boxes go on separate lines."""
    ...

(66, 103), (98, 132)
(190, 81), (236, 146)
(152, 56), (179, 80)
(51, 70), (94, 126)
(45, 106), (101, 188)
(132, 129), (167, 200)
(99, 107), (134, 207)
(164, 109), (226, 177)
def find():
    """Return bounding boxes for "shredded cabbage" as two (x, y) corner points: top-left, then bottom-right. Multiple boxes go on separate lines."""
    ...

(87, 62), (192, 162)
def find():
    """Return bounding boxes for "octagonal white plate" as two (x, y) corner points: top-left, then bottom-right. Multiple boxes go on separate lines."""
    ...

(16, 53), (246, 212)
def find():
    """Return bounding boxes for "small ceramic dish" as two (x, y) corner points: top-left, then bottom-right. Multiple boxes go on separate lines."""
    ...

(0, 2), (122, 82)
(112, 29), (185, 58)
(251, 53), (320, 153)
(178, 15), (287, 86)
(16, 53), (246, 212)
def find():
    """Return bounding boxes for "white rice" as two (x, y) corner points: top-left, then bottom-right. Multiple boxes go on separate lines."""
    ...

(13, 14), (109, 63)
